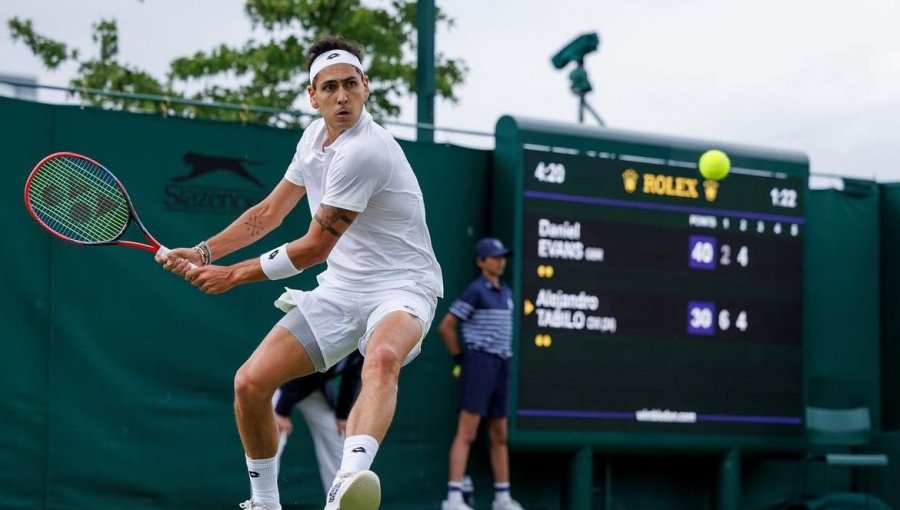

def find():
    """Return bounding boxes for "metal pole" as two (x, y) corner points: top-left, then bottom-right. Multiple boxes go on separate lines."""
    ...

(578, 95), (585, 124)
(569, 446), (593, 510)
(718, 448), (741, 510)
(416, 0), (436, 143)
(582, 100), (606, 126)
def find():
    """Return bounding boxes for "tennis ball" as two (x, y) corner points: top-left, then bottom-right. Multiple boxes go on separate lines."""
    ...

(452, 364), (461, 378)
(698, 149), (731, 180)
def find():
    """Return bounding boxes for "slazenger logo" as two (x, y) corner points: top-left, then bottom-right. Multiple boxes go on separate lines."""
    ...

(163, 151), (268, 215)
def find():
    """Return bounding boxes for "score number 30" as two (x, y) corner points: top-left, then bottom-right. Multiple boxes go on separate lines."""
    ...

(688, 302), (749, 335)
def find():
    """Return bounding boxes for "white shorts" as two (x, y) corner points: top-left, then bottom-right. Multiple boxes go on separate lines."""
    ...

(276, 283), (437, 372)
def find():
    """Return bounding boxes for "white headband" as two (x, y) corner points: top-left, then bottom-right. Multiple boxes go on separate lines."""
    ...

(309, 49), (364, 84)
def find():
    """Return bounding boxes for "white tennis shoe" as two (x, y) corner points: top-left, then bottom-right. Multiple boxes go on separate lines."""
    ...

(441, 499), (475, 510)
(238, 499), (279, 510)
(323, 469), (381, 510)
(492, 499), (525, 510)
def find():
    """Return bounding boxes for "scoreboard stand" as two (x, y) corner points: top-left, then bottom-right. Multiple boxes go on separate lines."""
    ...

(493, 116), (809, 509)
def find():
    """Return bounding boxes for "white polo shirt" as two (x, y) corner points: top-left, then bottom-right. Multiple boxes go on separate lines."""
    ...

(283, 109), (443, 298)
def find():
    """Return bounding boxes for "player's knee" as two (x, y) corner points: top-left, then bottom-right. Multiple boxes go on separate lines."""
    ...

(233, 366), (268, 403)
(362, 344), (402, 383)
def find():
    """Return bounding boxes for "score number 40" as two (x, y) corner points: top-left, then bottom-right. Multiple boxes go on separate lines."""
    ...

(691, 240), (749, 268)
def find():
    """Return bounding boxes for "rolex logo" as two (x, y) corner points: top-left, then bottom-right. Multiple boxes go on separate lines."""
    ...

(622, 169), (639, 193)
(703, 180), (719, 202)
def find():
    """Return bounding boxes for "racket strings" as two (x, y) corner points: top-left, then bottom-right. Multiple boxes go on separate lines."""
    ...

(30, 159), (125, 241)
(27, 157), (130, 243)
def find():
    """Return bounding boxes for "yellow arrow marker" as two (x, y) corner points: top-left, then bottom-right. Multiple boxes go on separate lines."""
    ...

(524, 300), (534, 315)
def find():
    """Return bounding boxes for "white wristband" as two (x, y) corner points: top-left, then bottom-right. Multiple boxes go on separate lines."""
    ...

(259, 243), (302, 280)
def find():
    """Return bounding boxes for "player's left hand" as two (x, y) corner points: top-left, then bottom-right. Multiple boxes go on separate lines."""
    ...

(185, 264), (236, 294)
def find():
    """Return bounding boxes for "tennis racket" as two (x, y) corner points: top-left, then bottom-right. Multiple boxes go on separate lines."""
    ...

(24, 151), (193, 266)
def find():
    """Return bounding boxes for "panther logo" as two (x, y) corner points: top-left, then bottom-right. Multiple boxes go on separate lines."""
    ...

(173, 152), (264, 188)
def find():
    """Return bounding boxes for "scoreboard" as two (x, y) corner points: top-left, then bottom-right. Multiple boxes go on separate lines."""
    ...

(493, 117), (808, 448)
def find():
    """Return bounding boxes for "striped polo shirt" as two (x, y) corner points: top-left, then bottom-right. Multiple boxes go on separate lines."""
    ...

(448, 275), (514, 359)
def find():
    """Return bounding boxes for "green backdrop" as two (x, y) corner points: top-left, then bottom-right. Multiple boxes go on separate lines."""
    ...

(1, 96), (898, 509)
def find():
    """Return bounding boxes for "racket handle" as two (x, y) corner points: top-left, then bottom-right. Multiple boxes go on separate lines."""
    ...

(156, 246), (198, 270)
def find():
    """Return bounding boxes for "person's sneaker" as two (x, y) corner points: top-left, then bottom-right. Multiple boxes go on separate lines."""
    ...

(492, 499), (525, 510)
(323, 470), (381, 510)
(239, 500), (279, 510)
(441, 499), (475, 510)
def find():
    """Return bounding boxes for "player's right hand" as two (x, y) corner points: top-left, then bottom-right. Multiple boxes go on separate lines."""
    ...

(156, 247), (202, 276)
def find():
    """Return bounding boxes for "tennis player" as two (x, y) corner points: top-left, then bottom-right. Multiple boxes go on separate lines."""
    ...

(157, 35), (443, 510)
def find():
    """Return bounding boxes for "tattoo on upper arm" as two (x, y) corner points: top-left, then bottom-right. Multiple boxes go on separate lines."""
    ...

(314, 212), (342, 237)
(244, 216), (264, 237)
(314, 205), (355, 238)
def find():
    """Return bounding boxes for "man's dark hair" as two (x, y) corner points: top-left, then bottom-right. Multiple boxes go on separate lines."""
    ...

(306, 35), (365, 87)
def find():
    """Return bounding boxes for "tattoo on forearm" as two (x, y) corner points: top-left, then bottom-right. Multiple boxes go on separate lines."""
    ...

(244, 216), (264, 237)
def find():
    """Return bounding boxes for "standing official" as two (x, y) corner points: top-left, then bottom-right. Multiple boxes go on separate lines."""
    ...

(439, 238), (525, 510)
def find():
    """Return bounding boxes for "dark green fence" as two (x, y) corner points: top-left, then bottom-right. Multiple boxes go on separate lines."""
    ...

(0, 97), (491, 509)
(1, 96), (898, 509)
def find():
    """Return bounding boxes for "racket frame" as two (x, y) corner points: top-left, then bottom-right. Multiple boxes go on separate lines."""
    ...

(24, 151), (163, 254)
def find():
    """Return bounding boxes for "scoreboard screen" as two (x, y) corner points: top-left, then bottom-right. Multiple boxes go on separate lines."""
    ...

(494, 118), (808, 446)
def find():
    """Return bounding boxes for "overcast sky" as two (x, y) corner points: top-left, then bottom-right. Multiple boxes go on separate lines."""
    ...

(2, 0), (898, 180)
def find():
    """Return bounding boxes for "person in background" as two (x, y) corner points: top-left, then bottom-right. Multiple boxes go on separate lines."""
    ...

(439, 238), (525, 510)
(273, 351), (363, 494)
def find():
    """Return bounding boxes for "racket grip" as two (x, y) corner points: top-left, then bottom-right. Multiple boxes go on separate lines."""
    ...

(156, 245), (198, 270)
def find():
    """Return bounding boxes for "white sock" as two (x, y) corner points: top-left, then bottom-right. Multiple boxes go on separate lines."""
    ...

(446, 481), (464, 503)
(246, 455), (281, 509)
(339, 435), (379, 473)
(494, 482), (511, 503)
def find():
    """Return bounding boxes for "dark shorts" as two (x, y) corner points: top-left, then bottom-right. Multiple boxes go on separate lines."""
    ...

(459, 349), (510, 418)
